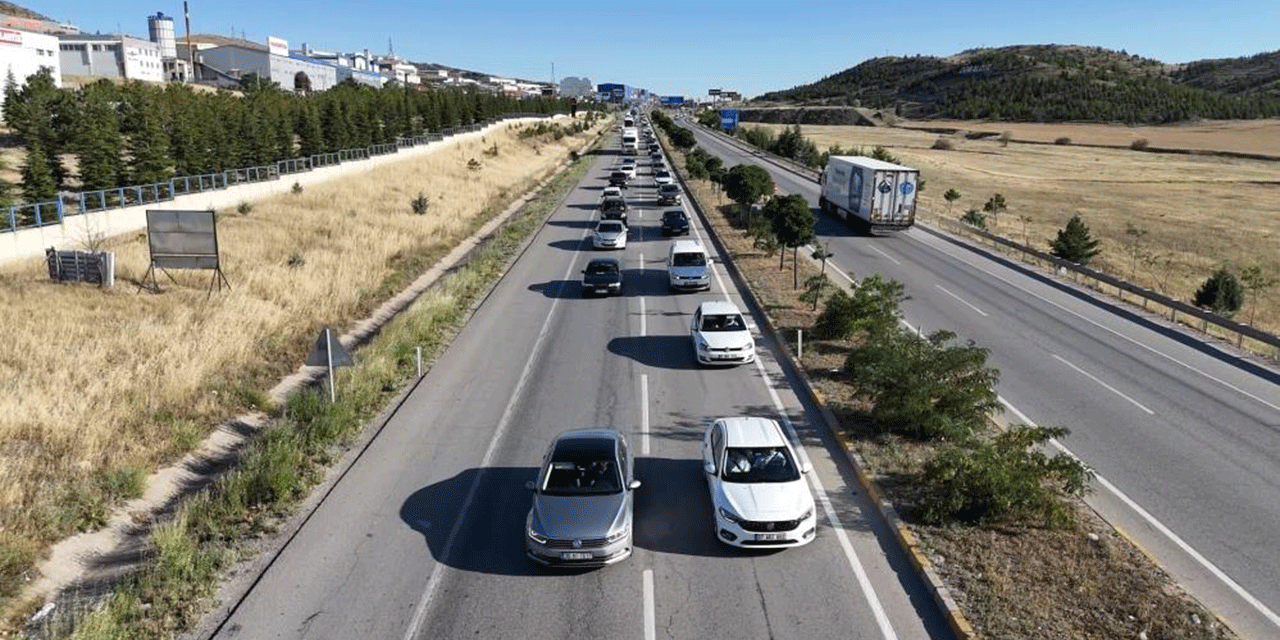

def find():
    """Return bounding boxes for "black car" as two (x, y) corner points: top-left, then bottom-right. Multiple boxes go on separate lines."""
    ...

(600, 196), (629, 224)
(581, 258), (623, 296)
(649, 143), (660, 153)
(609, 170), (629, 188)
(661, 209), (689, 236)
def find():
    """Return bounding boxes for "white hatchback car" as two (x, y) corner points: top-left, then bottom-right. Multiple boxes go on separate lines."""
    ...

(600, 186), (623, 201)
(690, 300), (755, 365)
(702, 417), (816, 548)
(593, 220), (627, 250)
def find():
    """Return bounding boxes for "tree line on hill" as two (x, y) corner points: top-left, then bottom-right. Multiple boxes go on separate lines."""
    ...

(1, 70), (579, 207)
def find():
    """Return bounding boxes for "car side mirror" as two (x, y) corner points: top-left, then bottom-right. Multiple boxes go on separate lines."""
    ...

(703, 462), (716, 475)
(800, 462), (813, 474)
(525, 480), (536, 490)
(628, 479), (642, 490)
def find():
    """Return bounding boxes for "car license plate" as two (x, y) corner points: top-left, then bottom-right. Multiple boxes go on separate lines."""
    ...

(756, 533), (786, 542)
(561, 552), (593, 561)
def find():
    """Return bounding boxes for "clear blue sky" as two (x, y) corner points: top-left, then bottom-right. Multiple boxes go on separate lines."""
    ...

(32, 0), (1280, 99)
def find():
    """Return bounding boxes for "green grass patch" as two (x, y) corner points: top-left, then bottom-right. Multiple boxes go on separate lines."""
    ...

(50, 147), (597, 640)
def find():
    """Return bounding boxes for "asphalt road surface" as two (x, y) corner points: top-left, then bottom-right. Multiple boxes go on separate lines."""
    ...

(685, 120), (1280, 640)
(205, 132), (953, 639)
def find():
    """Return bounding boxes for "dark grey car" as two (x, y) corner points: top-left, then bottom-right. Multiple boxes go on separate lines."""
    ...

(526, 430), (639, 567)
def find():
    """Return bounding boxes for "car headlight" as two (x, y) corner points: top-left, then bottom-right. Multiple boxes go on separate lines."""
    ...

(697, 339), (709, 352)
(718, 507), (743, 524)
(800, 507), (813, 521)
(605, 528), (628, 543)
(527, 525), (548, 544)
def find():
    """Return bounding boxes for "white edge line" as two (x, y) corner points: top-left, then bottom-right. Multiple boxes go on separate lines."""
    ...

(400, 184), (595, 640)
(751, 355), (899, 640)
(914, 233), (1280, 414)
(999, 397), (1280, 629)
(934, 284), (989, 317)
(643, 568), (656, 640)
(1050, 354), (1154, 415)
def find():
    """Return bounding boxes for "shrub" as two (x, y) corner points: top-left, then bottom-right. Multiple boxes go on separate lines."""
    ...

(236, 201), (253, 215)
(1054, 136), (1072, 145)
(961, 208), (986, 229)
(845, 329), (1001, 441)
(999, 131), (1012, 147)
(1130, 138), (1150, 150)
(467, 158), (482, 170)
(919, 425), (1093, 527)
(291, 181), (304, 194)
(1049, 214), (1102, 265)
(870, 146), (901, 164)
(410, 192), (430, 215)
(1193, 268), (1245, 317)
(483, 143), (499, 157)
(287, 252), (306, 268)
(931, 138), (954, 150)
(813, 274), (906, 340)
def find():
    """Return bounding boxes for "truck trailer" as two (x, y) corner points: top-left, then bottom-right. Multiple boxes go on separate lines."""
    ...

(621, 127), (639, 155)
(818, 156), (919, 234)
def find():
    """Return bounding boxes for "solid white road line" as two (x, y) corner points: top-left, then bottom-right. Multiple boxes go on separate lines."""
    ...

(999, 398), (1280, 631)
(639, 296), (647, 337)
(641, 374), (650, 455)
(934, 284), (989, 317)
(400, 199), (593, 640)
(868, 245), (901, 265)
(920, 234), (1280, 414)
(643, 569), (656, 640)
(1050, 354), (1154, 415)
(751, 354), (900, 640)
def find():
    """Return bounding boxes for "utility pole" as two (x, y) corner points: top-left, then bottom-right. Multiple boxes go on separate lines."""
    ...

(184, 2), (194, 79)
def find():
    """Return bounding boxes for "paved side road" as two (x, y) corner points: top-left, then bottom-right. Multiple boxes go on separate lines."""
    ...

(686, 121), (1280, 640)
(200, 137), (953, 639)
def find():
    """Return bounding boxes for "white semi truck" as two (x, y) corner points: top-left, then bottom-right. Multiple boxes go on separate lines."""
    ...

(818, 156), (919, 233)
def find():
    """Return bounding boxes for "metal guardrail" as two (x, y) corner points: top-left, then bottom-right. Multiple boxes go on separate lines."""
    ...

(1, 111), (565, 236)
(693, 120), (1280, 356)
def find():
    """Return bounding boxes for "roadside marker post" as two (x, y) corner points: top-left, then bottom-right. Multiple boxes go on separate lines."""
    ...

(306, 327), (355, 403)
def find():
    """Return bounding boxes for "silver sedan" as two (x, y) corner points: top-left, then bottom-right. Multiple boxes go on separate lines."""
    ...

(525, 429), (640, 567)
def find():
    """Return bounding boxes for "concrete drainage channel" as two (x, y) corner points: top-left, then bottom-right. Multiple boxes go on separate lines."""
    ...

(20, 124), (609, 636)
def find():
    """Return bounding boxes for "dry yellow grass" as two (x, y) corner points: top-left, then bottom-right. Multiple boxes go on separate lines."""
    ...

(753, 122), (1280, 336)
(902, 118), (1280, 156)
(0, 118), (602, 565)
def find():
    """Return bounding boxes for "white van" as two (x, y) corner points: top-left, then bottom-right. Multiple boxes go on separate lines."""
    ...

(668, 240), (711, 292)
(621, 127), (639, 155)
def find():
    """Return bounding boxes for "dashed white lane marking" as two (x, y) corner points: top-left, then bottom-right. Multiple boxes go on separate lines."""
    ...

(999, 398), (1280, 631)
(643, 569), (656, 640)
(868, 245), (901, 265)
(640, 374), (650, 456)
(1050, 354), (1154, 415)
(935, 284), (989, 317)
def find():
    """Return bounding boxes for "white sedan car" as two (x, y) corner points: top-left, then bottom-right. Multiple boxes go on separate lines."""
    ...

(690, 300), (755, 365)
(702, 416), (816, 548)
(653, 168), (674, 185)
(593, 220), (627, 250)
(600, 186), (623, 201)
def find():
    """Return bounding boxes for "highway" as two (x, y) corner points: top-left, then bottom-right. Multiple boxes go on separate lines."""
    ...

(684, 120), (1280, 640)
(203, 133), (953, 639)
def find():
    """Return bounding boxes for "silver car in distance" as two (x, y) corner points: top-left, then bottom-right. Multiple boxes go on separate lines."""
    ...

(526, 429), (640, 567)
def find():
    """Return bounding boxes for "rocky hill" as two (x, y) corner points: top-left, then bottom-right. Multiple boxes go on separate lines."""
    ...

(0, 1), (50, 21)
(757, 45), (1280, 123)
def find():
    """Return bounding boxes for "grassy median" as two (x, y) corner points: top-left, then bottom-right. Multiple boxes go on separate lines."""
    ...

(669, 134), (1237, 640)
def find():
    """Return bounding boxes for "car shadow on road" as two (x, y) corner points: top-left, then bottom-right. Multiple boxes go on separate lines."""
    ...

(545, 219), (598, 230)
(607, 335), (698, 370)
(633, 457), (775, 560)
(401, 466), (569, 577)
(546, 237), (593, 252)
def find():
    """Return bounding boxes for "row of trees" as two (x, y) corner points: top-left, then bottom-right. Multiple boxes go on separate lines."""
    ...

(2, 69), (580, 206)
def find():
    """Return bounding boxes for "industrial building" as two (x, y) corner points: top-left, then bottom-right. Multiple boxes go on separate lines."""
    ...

(57, 33), (164, 83)
(147, 11), (190, 82)
(194, 36), (337, 93)
(0, 27), (61, 115)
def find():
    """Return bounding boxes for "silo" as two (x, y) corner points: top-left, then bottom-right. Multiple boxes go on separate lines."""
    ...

(147, 11), (177, 59)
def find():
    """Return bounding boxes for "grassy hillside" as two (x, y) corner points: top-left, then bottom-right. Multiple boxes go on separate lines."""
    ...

(0, 2), (51, 20)
(758, 45), (1280, 123)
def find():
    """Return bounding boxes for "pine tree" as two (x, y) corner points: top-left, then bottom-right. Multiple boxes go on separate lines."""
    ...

(297, 103), (324, 157)
(944, 188), (961, 215)
(1049, 214), (1102, 265)
(125, 95), (171, 185)
(74, 92), (125, 192)
(321, 99), (350, 151)
(1193, 268), (1245, 317)
(20, 138), (56, 202)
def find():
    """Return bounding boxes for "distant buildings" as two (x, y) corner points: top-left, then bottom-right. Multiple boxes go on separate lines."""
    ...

(0, 27), (61, 114)
(58, 34), (165, 84)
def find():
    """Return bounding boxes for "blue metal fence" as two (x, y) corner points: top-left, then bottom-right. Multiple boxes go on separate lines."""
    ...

(2, 111), (561, 234)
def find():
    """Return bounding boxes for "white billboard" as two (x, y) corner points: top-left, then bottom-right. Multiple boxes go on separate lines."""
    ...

(267, 36), (288, 57)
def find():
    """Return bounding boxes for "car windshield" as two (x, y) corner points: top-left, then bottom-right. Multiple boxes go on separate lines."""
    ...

(721, 446), (800, 483)
(672, 252), (706, 267)
(597, 222), (624, 233)
(700, 313), (746, 332)
(657, 171), (671, 178)
(585, 261), (618, 275)
(663, 211), (685, 222)
(602, 199), (626, 210)
(661, 185), (678, 192)
(542, 457), (622, 495)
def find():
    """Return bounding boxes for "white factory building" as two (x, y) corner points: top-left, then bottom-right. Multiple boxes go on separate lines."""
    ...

(58, 33), (165, 84)
(0, 27), (61, 115)
(194, 36), (337, 93)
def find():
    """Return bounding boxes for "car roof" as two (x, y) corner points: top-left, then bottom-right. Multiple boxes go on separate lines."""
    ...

(697, 299), (743, 317)
(663, 209), (686, 216)
(586, 257), (620, 267)
(670, 239), (705, 254)
(717, 417), (786, 448)
(552, 429), (623, 457)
